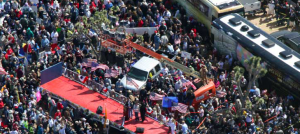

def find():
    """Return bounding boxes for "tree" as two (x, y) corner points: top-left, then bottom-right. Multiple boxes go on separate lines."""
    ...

(66, 10), (111, 61)
(233, 66), (245, 109)
(244, 56), (267, 97)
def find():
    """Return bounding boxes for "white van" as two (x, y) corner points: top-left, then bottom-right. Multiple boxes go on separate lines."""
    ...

(121, 57), (163, 91)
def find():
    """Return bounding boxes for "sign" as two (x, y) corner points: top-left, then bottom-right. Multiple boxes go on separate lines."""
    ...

(125, 27), (158, 36)
(162, 97), (178, 108)
(181, 51), (191, 59)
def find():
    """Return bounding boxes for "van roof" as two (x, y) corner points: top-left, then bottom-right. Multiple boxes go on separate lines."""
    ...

(133, 57), (160, 72)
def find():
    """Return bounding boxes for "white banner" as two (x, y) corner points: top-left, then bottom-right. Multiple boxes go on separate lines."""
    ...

(181, 51), (192, 59)
(125, 27), (158, 35)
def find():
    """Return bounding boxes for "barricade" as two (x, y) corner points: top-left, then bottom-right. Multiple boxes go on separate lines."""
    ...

(62, 68), (128, 105)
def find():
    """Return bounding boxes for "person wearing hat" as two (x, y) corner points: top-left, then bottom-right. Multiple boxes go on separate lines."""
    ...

(154, 31), (161, 50)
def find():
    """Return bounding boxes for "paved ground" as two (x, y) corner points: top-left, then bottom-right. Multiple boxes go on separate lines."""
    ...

(247, 12), (295, 34)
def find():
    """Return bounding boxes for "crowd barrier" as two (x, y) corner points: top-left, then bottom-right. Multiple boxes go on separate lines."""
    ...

(61, 68), (170, 125)
(62, 68), (128, 105)
(61, 67), (216, 132)
(40, 87), (133, 134)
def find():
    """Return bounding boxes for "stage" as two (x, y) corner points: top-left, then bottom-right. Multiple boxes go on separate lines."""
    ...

(41, 76), (168, 134)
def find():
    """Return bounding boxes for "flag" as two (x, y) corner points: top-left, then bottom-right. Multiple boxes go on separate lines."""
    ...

(216, 91), (227, 98)
(182, 81), (197, 90)
(171, 103), (188, 113)
(78, 75), (88, 83)
(104, 107), (107, 128)
(36, 91), (41, 102)
(91, 62), (99, 71)
(103, 87), (108, 93)
(149, 92), (164, 100)
(1, 85), (6, 92)
(110, 70), (119, 77)
(83, 58), (97, 67)
(146, 107), (153, 115)
(0, 67), (8, 75)
(126, 77), (139, 89)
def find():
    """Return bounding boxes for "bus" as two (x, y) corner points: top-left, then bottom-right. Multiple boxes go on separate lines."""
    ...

(173, 0), (244, 34)
(211, 13), (300, 99)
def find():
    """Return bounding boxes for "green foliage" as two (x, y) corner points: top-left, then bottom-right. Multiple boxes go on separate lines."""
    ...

(245, 56), (267, 79)
(67, 10), (111, 41)
(233, 66), (245, 82)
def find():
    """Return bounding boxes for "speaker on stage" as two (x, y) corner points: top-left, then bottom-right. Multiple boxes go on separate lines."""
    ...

(96, 106), (103, 114)
(135, 127), (144, 133)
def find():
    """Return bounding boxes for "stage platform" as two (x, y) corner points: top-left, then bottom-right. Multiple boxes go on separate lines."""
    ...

(41, 76), (168, 134)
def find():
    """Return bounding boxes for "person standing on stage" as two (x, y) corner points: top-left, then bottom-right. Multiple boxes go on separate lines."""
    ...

(133, 101), (140, 121)
(140, 102), (146, 122)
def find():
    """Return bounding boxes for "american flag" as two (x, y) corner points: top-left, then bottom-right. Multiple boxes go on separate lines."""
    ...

(0, 67), (8, 75)
(104, 70), (119, 78)
(182, 81), (197, 90)
(82, 58), (97, 67)
(127, 77), (139, 89)
(216, 91), (227, 98)
(171, 103), (188, 113)
(149, 92), (164, 100)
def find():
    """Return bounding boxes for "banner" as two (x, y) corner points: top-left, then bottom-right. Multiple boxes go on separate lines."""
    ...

(125, 27), (158, 36)
(181, 51), (191, 59)
(162, 97), (178, 108)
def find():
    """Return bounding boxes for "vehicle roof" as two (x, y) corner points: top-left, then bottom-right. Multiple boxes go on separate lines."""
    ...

(271, 30), (300, 47)
(209, 0), (235, 6)
(238, 0), (259, 5)
(132, 57), (160, 72)
(213, 13), (300, 81)
(208, 0), (241, 10)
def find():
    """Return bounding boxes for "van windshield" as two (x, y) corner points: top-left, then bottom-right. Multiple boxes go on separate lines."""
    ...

(127, 67), (148, 81)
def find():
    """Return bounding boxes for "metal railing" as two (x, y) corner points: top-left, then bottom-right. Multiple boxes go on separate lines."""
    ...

(62, 68), (128, 105)
(39, 87), (133, 133)
(61, 67), (169, 125)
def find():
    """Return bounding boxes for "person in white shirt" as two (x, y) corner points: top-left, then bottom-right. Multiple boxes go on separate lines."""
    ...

(181, 121), (188, 134)
(133, 102), (140, 121)
(51, 31), (59, 44)
(168, 119), (176, 134)
(163, 9), (171, 20)
(254, 86), (261, 97)
(58, 125), (66, 134)
(49, 117), (54, 133)
(198, 106), (204, 118)
(219, 72), (226, 82)
(275, 103), (283, 114)
(161, 65), (169, 76)
(267, 1), (275, 18)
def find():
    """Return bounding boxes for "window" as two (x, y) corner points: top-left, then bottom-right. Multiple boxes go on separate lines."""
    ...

(190, 0), (209, 17)
(127, 67), (148, 81)
(149, 69), (155, 78)
(155, 64), (161, 73)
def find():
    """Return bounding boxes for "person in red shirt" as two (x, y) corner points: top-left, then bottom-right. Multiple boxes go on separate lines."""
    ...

(90, 1), (96, 14)
(7, 34), (15, 44)
(0, 99), (4, 109)
(137, 17), (144, 27)
(54, 110), (61, 119)
(15, 9), (22, 19)
(56, 99), (64, 110)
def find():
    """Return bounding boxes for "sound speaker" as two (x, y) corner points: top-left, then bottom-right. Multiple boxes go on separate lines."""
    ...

(135, 127), (144, 133)
(96, 106), (103, 114)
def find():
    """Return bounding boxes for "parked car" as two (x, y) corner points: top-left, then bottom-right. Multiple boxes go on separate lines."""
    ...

(271, 30), (300, 53)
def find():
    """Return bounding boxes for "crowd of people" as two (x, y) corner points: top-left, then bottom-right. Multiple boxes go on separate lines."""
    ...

(261, 0), (300, 30)
(0, 0), (298, 133)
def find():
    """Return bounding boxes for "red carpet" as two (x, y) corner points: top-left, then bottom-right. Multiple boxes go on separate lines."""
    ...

(41, 76), (168, 134)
